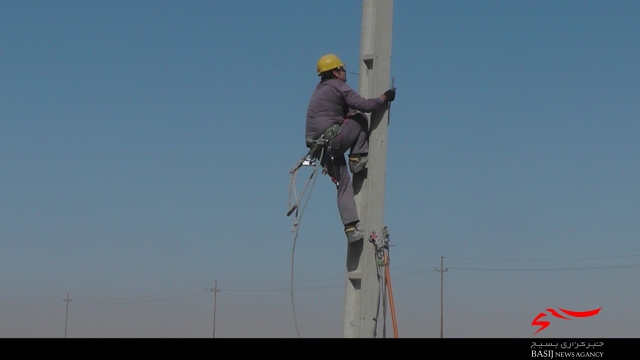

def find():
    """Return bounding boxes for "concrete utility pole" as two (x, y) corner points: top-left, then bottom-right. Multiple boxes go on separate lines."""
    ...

(343, 0), (393, 338)
(436, 257), (448, 338)
(209, 280), (220, 338)
(63, 293), (71, 338)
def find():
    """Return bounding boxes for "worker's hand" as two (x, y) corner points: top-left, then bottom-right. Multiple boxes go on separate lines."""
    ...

(383, 88), (396, 102)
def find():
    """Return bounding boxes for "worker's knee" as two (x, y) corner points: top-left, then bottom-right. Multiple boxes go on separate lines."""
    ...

(345, 112), (369, 131)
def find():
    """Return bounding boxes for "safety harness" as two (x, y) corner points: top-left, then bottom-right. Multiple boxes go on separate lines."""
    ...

(287, 123), (341, 219)
(305, 124), (341, 174)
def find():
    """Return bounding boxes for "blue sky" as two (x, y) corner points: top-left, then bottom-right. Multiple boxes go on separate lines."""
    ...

(1, 0), (639, 338)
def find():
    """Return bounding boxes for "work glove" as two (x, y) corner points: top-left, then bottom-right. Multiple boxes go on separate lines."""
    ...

(384, 88), (396, 102)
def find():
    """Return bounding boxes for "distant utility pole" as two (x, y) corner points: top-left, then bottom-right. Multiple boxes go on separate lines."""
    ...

(209, 280), (220, 338)
(343, 0), (393, 338)
(63, 293), (71, 338)
(435, 257), (447, 338)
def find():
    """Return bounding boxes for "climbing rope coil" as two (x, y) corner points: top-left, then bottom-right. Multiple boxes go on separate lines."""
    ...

(286, 134), (332, 338)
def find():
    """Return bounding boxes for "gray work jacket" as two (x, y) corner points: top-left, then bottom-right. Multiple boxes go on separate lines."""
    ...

(305, 79), (384, 141)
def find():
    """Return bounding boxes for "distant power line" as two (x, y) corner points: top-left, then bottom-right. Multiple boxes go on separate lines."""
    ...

(0, 298), (60, 312)
(447, 254), (640, 262)
(449, 263), (640, 272)
(73, 290), (208, 305)
(4, 254), (640, 310)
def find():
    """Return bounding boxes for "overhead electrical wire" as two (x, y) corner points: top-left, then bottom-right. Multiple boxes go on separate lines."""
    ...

(5, 254), (639, 311)
(447, 254), (640, 262)
(449, 263), (640, 272)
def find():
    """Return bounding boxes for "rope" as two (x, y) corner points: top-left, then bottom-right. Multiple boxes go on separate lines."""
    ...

(384, 250), (399, 338)
(374, 226), (398, 338)
(286, 148), (323, 338)
(380, 250), (388, 338)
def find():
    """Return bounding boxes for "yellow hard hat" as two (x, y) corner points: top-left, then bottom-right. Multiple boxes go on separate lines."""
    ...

(316, 54), (345, 75)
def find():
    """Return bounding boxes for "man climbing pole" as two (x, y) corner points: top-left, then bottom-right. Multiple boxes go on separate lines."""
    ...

(305, 54), (396, 243)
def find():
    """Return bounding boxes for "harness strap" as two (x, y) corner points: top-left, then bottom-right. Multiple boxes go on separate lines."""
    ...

(305, 124), (342, 177)
(306, 124), (341, 156)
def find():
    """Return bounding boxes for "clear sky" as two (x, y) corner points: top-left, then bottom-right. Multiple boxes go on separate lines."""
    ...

(1, 0), (638, 338)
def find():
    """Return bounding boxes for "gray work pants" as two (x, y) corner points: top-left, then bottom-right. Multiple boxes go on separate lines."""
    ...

(321, 113), (369, 226)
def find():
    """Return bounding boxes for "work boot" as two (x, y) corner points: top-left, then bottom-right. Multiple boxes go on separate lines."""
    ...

(344, 223), (364, 243)
(348, 154), (368, 174)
